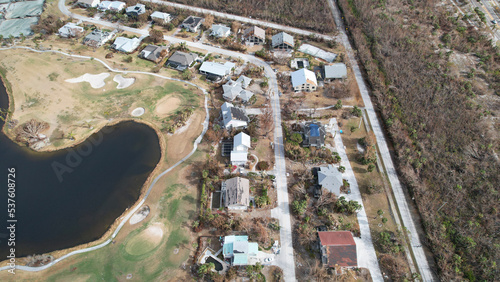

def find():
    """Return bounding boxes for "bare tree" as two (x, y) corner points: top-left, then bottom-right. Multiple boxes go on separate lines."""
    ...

(15, 119), (49, 144)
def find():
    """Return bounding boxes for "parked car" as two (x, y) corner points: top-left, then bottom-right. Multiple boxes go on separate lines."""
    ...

(492, 20), (498, 24)
(264, 257), (274, 263)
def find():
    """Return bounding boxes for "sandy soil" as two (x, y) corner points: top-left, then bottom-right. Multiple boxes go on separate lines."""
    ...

(131, 107), (145, 117)
(143, 223), (164, 245)
(155, 95), (181, 116)
(165, 110), (204, 164)
(65, 73), (110, 89)
(113, 74), (135, 89)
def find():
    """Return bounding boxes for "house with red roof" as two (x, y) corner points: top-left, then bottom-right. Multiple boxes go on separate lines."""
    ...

(318, 231), (357, 268)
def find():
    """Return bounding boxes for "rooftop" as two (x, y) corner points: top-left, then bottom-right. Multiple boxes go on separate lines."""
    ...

(291, 68), (317, 88)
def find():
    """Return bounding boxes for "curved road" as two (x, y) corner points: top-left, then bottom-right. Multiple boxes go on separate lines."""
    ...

(326, 0), (436, 280)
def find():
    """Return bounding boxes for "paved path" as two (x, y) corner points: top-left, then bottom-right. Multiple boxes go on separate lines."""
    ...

(325, 118), (383, 281)
(326, 0), (436, 280)
(0, 46), (210, 272)
(143, 0), (338, 41)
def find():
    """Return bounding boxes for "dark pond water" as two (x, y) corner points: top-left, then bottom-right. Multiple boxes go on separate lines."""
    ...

(0, 80), (161, 258)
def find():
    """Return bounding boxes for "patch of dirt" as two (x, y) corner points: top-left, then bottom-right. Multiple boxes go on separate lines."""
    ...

(165, 110), (204, 164)
(155, 95), (181, 116)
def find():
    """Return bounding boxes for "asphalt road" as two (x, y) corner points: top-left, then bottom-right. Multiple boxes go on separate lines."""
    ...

(142, 0), (338, 41)
(326, 0), (437, 280)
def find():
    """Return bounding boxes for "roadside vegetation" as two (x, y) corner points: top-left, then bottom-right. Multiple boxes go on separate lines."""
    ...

(167, 0), (336, 33)
(338, 0), (500, 280)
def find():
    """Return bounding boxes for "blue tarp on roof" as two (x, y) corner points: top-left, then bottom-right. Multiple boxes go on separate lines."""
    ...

(309, 124), (320, 137)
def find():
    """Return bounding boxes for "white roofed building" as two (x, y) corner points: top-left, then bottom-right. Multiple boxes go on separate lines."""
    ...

(150, 11), (172, 25)
(58, 22), (84, 38)
(98, 1), (125, 11)
(199, 61), (236, 81)
(231, 132), (251, 166)
(111, 37), (142, 53)
(243, 26), (265, 45)
(221, 102), (249, 130)
(77, 0), (100, 8)
(210, 24), (231, 38)
(222, 76), (254, 102)
(291, 68), (317, 92)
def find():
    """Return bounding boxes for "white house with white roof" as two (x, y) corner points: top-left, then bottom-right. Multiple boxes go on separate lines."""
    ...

(77, 0), (100, 8)
(150, 11), (172, 25)
(111, 37), (142, 53)
(221, 102), (249, 130)
(210, 24), (231, 38)
(222, 76), (254, 102)
(58, 22), (84, 38)
(291, 68), (318, 92)
(231, 132), (251, 166)
(199, 61), (236, 81)
(98, 1), (125, 11)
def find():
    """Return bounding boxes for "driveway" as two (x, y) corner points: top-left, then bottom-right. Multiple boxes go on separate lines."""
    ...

(326, 0), (436, 280)
(325, 118), (383, 281)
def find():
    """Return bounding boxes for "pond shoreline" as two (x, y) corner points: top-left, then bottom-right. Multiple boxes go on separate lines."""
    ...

(0, 74), (167, 265)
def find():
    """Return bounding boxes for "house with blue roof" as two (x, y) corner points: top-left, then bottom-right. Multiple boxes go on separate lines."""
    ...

(303, 121), (326, 147)
(222, 235), (259, 266)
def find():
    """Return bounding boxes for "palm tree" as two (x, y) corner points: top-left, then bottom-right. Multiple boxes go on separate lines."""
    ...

(178, 42), (188, 52)
(67, 132), (75, 140)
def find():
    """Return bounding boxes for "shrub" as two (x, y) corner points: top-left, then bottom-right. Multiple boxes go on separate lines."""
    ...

(257, 161), (269, 170)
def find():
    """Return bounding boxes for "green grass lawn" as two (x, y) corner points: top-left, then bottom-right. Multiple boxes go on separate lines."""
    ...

(46, 171), (198, 281)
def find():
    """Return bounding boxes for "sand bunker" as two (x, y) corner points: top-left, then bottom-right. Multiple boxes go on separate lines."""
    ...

(129, 205), (150, 225)
(155, 96), (181, 116)
(131, 107), (145, 117)
(125, 223), (164, 256)
(113, 74), (135, 89)
(65, 73), (110, 89)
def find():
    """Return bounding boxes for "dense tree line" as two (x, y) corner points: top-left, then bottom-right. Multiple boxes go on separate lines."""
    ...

(338, 0), (499, 280)
(169, 0), (336, 33)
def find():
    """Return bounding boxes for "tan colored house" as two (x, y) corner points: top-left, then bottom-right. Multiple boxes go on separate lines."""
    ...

(222, 177), (250, 210)
(243, 26), (265, 45)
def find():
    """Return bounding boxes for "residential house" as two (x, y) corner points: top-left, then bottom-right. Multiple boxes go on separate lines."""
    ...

(150, 11), (172, 25)
(222, 78), (254, 102)
(165, 51), (198, 71)
(139, 45), (168, 63)
(317, 164), (343, 196)
(243, 26), (265, 45)
(324, 63), (347, 81)
(210, 24), (231, 38)
(318, 231), (357, 268)
(58, 22), (84, 38)
(236, 75), (252, 89)
(125, 4), (146, 17)
(221, 177), (250, 209)
(303, 121), (326, 147)
(221, 102), (249, 130)
(98, 1), (125, 11)
(77, 0), (100, 8)
(199, 61), (235, 81)
(82, 29), (115, 48)
(111, 37), (142, 53)
(291, 68), (317, 92)
(272, 32), (294, 51)
(223, 235), (258, 265)
(230, 132), (251, 166)
(180, 16), (204, 32)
